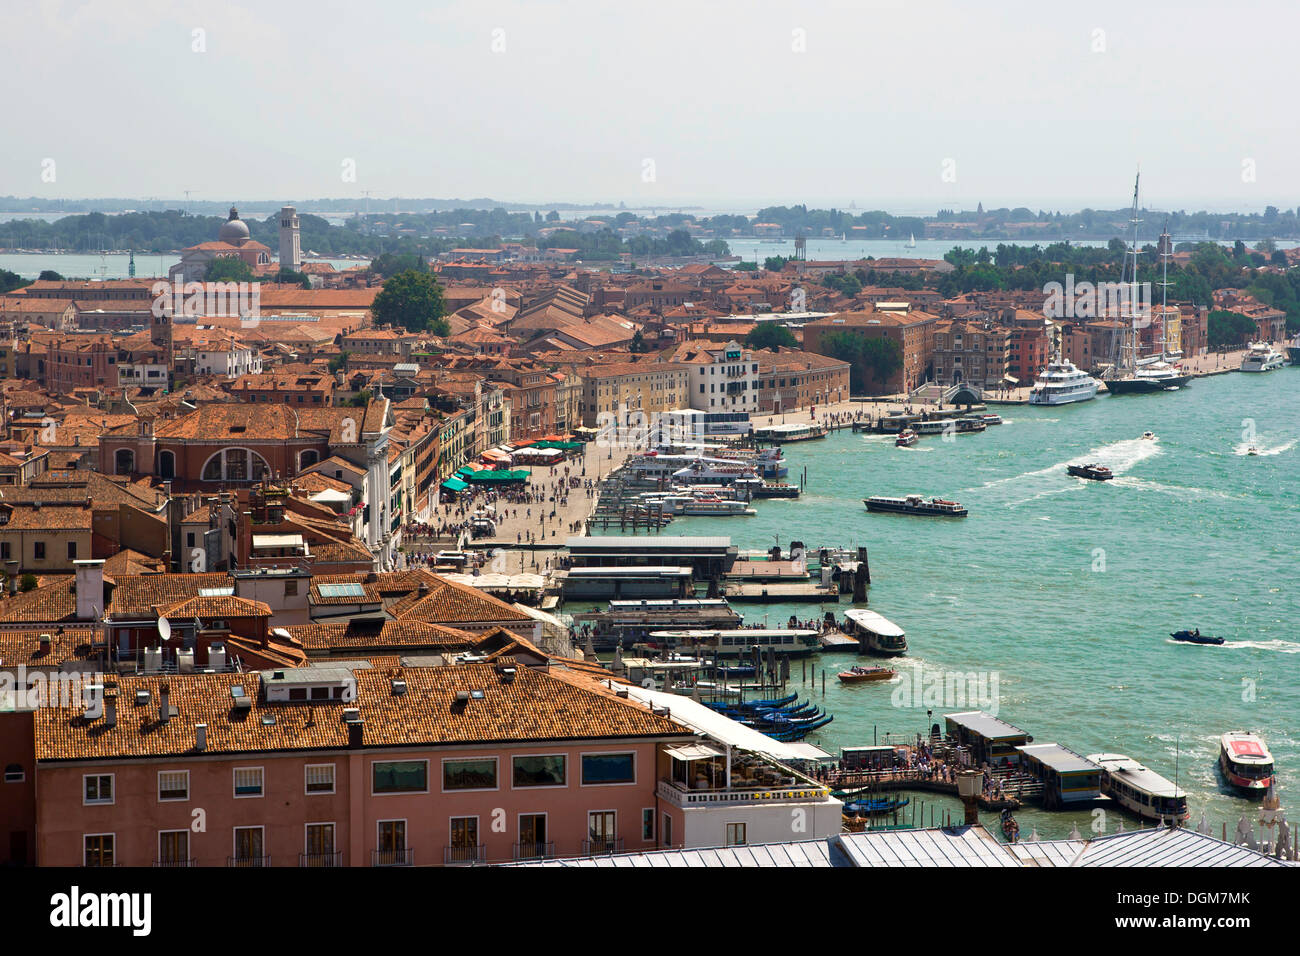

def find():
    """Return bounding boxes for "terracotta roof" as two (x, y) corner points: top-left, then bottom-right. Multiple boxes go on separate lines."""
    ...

(108, 573), (232, 620)
(289, 619), (476, 652)
(387, 575), (532, 624)
(32, 662), (687, 761)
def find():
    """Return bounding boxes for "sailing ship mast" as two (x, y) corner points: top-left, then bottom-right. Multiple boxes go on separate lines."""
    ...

(1157, 217), (1173, 360)
(1107, 171), (1143, 378)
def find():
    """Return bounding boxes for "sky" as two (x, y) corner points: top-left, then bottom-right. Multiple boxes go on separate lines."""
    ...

(3, 0), (1297, 214)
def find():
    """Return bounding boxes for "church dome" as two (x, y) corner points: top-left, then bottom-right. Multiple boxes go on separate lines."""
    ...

(218, 205), (250, 244)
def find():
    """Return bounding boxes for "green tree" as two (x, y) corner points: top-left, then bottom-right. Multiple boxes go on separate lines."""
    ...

(369, 252), (428, 277)
(820, 331), (902, 394)
(37, 269), (64, 281)
(629, 330), (647, 353)
(328, 350), (350, 373)
(744, 324), (797, 350)
(1207, 310), (1259, 347)
(19, 573), (37, 593)
(764, 256), (789, 271)
(370, 270), (449, 334)
(346, 389), (372, 407)
(203, 257), (255, 283)
(276, 268), (312, 288)
(0, 269), (25, 293)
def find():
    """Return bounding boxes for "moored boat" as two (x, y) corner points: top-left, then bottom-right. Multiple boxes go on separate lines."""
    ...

(1218, 731), (1275, 794)
(1087, 752), (1190, 824)
(842, 608), (907, 656)
(1067, 463), (1113, 481)
(1241, 342), (1285, 372)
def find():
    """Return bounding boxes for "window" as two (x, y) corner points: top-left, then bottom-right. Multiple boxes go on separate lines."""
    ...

(581, 752), (635, 785)
(305, 764), (335, 794)
(588, 811), (616, 848)
(442, 757), (497, 791)
(84, 834), (114, 867)
(67, 541), (77, 561)
(157, 770), (189, 800)
(3, 764), (24, 783)
(376, 820), (406, 865)
(642, 808), (655, 842)
(518, 814), (547, 856)
(662, 813), (672, 848)
(448, 816), (478, 862)
(725, 822), (747, 847)
(284, 579), (299, 597)
(33, 541), (45, 561)
(233, 826), (263, 863)
(0, 543), (8, 561)
(305, 823), (335, 862)
(233, 767), (264, 798)
(158, 830), (189, 866)
(373, 760), (428, 794)
(186, 532), (195, 549)
(511, 754), (566, 788)
(83, 774), (114, 805)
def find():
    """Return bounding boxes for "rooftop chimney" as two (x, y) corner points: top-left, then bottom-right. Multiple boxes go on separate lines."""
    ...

(105, 690), (117, 728)
(73, 559), (105, 622)
(195, 723), (207, 751)
(159, 682), (170, 724)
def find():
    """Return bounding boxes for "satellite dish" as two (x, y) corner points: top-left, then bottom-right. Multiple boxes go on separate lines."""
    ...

(641, 677), (655, 689)
(157, 616), (172, 641)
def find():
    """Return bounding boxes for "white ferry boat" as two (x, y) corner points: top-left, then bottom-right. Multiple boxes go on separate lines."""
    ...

(649, 627), (821, 658)
(643, 495), (755, 517)
(1240, 342), (1285, 372)
(1218, 731), (1275, 794)
(1087, 753), (1189, 824)
(842, 608), (908, 656)
(671, 459), (759, 485)
(1028, 359), (1100, 406)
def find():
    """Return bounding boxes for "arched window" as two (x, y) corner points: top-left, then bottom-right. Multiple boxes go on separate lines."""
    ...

(158, 450), (176, 479)
(199, 448), (271, 482)
(114, 448), (134, 475)
(298, 449), (319, 472)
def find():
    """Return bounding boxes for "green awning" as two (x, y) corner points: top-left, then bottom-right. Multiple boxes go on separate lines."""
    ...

(440, 477), (469, 492)
(464, 469), (529, 483)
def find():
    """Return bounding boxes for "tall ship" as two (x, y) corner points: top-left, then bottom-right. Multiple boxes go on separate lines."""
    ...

(1101, 178), (1192, 395)
(1087, 753), (1189, 824)
(1240, 342), (1285, 372)
(1027, 359), (1099, 405)
(1218, 731), (1275, 794)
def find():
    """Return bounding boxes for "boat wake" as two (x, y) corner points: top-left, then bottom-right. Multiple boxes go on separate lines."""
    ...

(977, 436), (1161, 499)
(1233, 437), (1297, 457)
(1110, 477), (1238, 501)
(1220, 638), (1300, 654)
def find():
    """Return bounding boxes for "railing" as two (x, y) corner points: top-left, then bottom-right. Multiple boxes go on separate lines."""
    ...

(657, 777), (831, 809)
(443, 844), (484, 866)
(227, 855), (271, 868)
(373, 847), (415, 867)
(299, 851), (344, 868)
(582, 837), (624, 856)
(512, 841), (555, 861)
(153, 858), (196, 868)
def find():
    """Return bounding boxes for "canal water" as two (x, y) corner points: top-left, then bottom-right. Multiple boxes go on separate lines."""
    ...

(666, 369), (1300, 839)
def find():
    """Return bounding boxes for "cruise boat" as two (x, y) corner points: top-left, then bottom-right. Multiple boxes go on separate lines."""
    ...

(1028, 359), (1099, 406)
(651, 628), (821, 658)
(753, 422), (827, 443)
(670, 459), (759, 486)
(895, 428), (918, 448)
(679, 497), (756, 517)
(1067, 463), (1113, 481)
(842, 608), (908, 655)
(1241, 342), (1286, 372)
(1087, 753), (1190, 824)
(864, 494), (967, 517)
(1218, 732), (1276, 794)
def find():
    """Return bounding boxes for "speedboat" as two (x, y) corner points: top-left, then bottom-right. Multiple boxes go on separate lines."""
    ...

(837, 665), (896, 684)
(895, 428), (918, 448)
(1247, 446), (1259, 456)
(1171, 628), (1224, 646)
(1141, 431), (1156, 441)
(1067, 463), (1113, 481)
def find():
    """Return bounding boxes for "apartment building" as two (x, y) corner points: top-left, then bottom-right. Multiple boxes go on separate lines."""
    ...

(579, 362), (690, 428)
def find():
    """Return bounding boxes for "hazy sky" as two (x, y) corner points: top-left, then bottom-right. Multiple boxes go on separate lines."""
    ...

(5, 0), (1297, 213)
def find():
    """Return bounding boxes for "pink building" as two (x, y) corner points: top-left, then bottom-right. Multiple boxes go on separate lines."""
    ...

(33, 662), (693, 866)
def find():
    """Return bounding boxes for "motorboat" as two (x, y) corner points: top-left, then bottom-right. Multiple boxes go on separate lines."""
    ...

(837, 665), (897, 684)
(1218, 732), (1275, 794)
(1241, 342), (1285, 372)
(1067, 463), (1113, 481)
(864, 494), (967, 517)
(1141, 431), (1156, 441)
(895, 428), (918, 448)
(1170, 628), (1224, 646)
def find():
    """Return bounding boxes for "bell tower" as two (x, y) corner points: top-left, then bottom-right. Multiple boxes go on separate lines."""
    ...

(279, 205), (302, 272)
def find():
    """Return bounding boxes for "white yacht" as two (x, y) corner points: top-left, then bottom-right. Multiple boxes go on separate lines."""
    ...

(1240, 342), (1285, 372)
(1028, 359), (1100, 406)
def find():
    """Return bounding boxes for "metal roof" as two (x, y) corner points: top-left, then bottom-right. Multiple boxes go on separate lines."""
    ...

(1017, 743), (1100, 775)
(1010, 827), (1287, 868)
(843, 608), (905, 637)
(513, 839), (844, 868)
(569, 536), (733, 549)
(945, 710), (1030, 741)
(835, 826), (1018, 867)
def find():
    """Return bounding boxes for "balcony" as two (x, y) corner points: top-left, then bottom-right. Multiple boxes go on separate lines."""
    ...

(582, 837), (624, 856)
(442, 844), (484, 866)
(153, 858), (196, 868)
(657, 777), (831, 810)
(512, 842), (555, 862)
(299, 851), (343, 868)
(373, 847), (415, 867)
(227, 855), (271, 868)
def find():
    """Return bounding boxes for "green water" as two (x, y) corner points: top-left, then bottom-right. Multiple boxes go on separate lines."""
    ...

(667, 370), (1300, 839)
